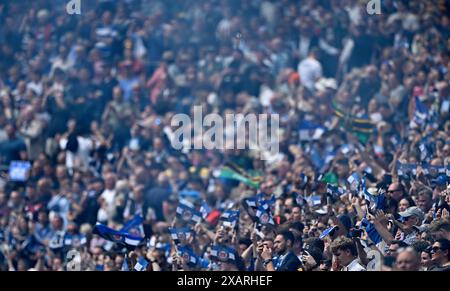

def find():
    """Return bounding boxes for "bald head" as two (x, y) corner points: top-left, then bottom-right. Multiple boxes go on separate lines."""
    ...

(395, 249), (420, 271)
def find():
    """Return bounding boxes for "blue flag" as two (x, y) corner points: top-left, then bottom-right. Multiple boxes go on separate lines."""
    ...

(169, 227), (192, 245)
(121, 254), (129, 271)
(8, 161), (31, 182)
(360, 218), (382, 244)
(411, 96), (429, 128)
(245, 196), (258, 208)
(298, 173), (309, 189)
(320, 226), (338, 239)
(179, 189), (201, 200)
(120, 215), (145, 237)
(294, 192), (305, 206)
(210, 245), (237, 263)
(299, 120), (326, 141)
(176, 199), (202, 225)
(200, 201), (212, 220)
(305, 195), (322, 207)
(220, 209), (239, 228)
(257, 193), (276, 208)
(360, 176), (372, 201)
(134, 256), (149, 271)
(347, 172), (361, 191)
(256, 206), (275, 225)
(178, 246), (199, 267)
(326, 184), (345, 198)
(397, 161), (417, 178)
(93, 223), (144, 247)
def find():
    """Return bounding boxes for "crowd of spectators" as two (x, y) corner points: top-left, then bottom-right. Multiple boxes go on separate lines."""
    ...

(0, 0), (449, 271)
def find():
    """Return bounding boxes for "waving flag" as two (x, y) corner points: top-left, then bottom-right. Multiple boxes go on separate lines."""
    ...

(326, 184), (345, 198)
(419, 143), (430, 163)
(294, 192), (305, 206)
(246, 193), (275, 211)
(305, 195), (322, 207)
(255, 206), (275, 225)
(422, 163), (446, 177)
(178, 246), (199, 267)
(360, 176), (371, 201)
(121, 254), (130, 271)
(210, 245), (237, 263)
(347, 172), (361, 191)
(360, 218), (382, 244)
(320, 226), (338, 239)
(298, 173), (309, 189)
(120, 215), (145, 237)
(258, 193), (275, 208)
(410, 96), (429, 129)
(298, 120), (326, 141)
(397, 162), (417, 178)
(176, 199), (202, 225)
(332, 101), (374, 144)
(169, 227), (192, 245)
(220, 209), (239, 229)
(134, 256), (149, 271)
(179, 189), (201, 200)
(8, 161), (31, 182)
(93, 223), (144, 247)
(200, 201), (212, 220)
(245, 196), (258, 208)
(219, 163), (261, 188)
(148, 237), (171, 258)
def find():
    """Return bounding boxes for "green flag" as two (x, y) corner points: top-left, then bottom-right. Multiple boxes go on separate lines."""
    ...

(219, 167), (260, 188)
(321, 172), (338, 185)
(332, 101), (374, 144)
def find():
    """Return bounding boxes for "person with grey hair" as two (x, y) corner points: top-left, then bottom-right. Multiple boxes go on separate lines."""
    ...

(394, 247), (421, 271)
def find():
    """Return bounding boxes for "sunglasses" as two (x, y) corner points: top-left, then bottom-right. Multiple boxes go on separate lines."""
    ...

(430, 246), (444, 254)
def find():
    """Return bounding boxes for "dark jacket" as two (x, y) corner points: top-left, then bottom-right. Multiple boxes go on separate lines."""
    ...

(276, 251), (302, 271)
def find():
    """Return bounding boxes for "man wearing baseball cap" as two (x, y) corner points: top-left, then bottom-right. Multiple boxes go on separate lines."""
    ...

(397, 206), (425, 245)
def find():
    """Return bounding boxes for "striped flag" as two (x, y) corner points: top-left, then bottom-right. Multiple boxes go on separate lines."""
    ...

(332, 101), (374, 144)
(93, 223), (144, 247)
(397, 161), (417, 178)
(120, 215), (145, 237)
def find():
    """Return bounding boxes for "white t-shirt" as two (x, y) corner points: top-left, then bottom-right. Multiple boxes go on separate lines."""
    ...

(101, 189), (116, 208)
(298, 57), (323, 91)
(344, 258), (366, 271)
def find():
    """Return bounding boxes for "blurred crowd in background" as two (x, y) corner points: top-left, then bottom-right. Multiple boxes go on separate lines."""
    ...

(0, 0), (450, 271)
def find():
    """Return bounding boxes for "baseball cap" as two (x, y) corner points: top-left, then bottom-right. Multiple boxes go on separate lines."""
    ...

(398, 206), (425, 222)
(431, 175), (448, 187)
